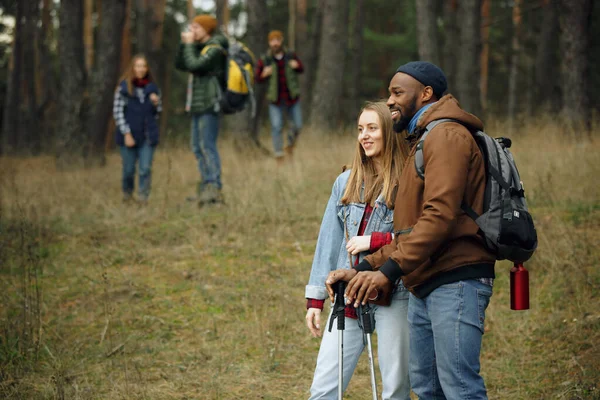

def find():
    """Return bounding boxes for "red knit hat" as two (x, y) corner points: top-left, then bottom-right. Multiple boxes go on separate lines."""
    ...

(193, 15), (218, 34)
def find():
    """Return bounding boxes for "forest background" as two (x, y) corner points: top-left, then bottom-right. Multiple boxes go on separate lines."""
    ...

(1, 0), (599, 399)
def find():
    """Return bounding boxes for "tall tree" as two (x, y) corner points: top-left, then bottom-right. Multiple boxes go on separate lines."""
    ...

(56, 0), (86, 167)
(310, 0), (349, 130)
(348, 0), (365, 118)
(302, 0), (323, 120)
(535, 0), (560, 113)
(216, 0), (229, 33)
(147, 0), (166, 85)
(415, 0), (440, 65)
(441, 0), (458, 93)
(87, 0), (127, 164)
(559, 0), (592, 131)
(83, 0), (94, 73)
(288, 0), (296, 50)
(480, 0), (490, 112)
(246, 0), (270, 143)
(1, 0), (24, 154)
(455, 0), (482, 116)
(507, 0), (522, 133)
(22, 0), (41, 153)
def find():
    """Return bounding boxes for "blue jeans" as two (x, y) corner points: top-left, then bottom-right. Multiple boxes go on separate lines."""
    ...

(408, 280), (493, 400)
(268, 102), (302, 157)
(191, 112), (221, 189)
(120, 142), (155, 199)
(309, 289), (411, 400)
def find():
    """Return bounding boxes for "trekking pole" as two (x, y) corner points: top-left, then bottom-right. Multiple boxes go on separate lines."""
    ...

(328, 280), (347, 400)
(358, 303), (378, 400)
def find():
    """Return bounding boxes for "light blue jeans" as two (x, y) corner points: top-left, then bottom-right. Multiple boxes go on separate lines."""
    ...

(309, 289), (410, 400)
(268, 102), (302, 157)
(408, 280), (493, 400)
(120, 142), (155, 199)
(191, 112), (221, 189)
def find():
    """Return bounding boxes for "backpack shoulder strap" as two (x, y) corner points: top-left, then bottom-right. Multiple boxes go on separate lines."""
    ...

(414, 118), (459, 180)
(201, 44), (227, 56)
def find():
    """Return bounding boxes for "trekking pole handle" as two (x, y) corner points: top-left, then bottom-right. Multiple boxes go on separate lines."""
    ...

(334, 281), (346, 331)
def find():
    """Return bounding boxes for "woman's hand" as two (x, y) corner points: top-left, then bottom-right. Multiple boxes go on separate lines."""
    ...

(124, 133), (135, 148)
(325, 269), (357, 303)
(306, 308), (322, 338)
(149, 93), (159, 106)
(346, 235), (371, 255)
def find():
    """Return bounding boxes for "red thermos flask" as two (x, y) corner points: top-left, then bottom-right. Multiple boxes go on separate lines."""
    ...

(510, 263), (529, 310)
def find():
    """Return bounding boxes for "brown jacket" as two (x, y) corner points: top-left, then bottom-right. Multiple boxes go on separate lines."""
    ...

(363, 95), (495, 298)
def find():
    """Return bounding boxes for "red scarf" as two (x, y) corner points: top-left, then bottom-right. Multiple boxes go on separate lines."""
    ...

(133, 77), (150, 87)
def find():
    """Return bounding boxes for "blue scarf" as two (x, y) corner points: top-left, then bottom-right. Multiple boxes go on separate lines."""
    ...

(408, 102), (436, 135)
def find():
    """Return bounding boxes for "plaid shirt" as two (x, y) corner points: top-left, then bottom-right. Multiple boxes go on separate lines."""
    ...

(306, 204), (395, 319)
(256, 54), (304, 106)
(113, 86), (162, 135)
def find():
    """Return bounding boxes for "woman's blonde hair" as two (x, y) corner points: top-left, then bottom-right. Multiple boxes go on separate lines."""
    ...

(116, 54), (154, 95)
(341, 101), (409, 208)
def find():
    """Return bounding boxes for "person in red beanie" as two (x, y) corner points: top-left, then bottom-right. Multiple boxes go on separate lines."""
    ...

(255, 30), (304, 164)
(175, 15), (228, 206)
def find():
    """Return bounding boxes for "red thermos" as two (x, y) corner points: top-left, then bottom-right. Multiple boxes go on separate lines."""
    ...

(510, 263), (529, 310)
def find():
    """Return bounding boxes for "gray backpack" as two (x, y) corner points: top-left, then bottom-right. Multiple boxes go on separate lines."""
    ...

(415, 119), (537, 263)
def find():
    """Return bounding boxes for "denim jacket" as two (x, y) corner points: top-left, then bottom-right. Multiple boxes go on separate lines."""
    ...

(306, 170), (406, 300)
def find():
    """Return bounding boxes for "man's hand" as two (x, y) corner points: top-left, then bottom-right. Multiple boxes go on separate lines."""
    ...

(305, 308), (322, 338)
(181, 31), (194, 44)
(346, 235), (371, 255)
(346, 270), (390, 307)
(260, 65), (273, 79)
(289, 59), (299, 69)
(124, 133), (135, 148)
(149, 93), (159, 106)
(325, 269), (357, 303)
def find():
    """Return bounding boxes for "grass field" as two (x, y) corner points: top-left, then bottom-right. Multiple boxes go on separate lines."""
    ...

(1, 121), (599, 399)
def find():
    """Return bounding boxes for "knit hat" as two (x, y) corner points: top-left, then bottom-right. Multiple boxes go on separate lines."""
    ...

(396, 61), (448, 99)
(268, 30), (284, 41)
(193, 15), (218, 35)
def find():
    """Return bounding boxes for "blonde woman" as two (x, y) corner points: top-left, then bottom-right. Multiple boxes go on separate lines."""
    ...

(305, 102), (410, 399)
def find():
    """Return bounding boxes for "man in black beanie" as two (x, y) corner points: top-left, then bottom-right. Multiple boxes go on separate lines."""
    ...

(327, 61), (495, 399)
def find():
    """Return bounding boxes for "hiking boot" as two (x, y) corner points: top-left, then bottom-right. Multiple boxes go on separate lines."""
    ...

(186, 182), (204, 202)
(198, 184), (224, 207)
(122, 193), (133, 204)
(275, 155), (285, 166)
(284, 145), (294, 158)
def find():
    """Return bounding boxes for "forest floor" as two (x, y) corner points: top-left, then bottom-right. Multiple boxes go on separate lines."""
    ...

(1, 122), (599, 399)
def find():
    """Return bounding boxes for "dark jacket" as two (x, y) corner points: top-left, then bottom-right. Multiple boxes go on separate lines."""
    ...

(114, 80), (160, 147)
(256, 49), (302, 102)
(363, 95), (496, 298)
(174, 34), (228, 114)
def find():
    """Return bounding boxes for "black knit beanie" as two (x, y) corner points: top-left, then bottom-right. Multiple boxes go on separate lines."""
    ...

(396, 61), (448, 98)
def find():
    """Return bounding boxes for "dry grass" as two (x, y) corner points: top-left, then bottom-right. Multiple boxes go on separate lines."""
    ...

(0, 121), (599, 399)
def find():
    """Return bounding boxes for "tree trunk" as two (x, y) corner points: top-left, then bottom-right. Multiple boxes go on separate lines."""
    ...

(56, 0), (87, 168)
(22, 0), (41, 154)
(296, 0), (308, 55)
(441, 0), (458, 93)
(347, 0), (364, 118)
(559, 0), (592, 132)
(87, 0), (127, 165)
(480, 0), (490, 113)
(37, 0), (56, 151)
(507, 0), (522, 134)
(83, 0), (94, 73)
(535, 0), (560, 113)
(135, 0), (149, 55)
(301, 0), (323, 121)
(455, 0), (482, 116)
(147, 0), (166, 85)
(288, 0), (296, 50)
(1, 0), (24, 154)
(415, 0), (440, 65)
(216, 0), (229, 34)
(246, 0), (270, 144)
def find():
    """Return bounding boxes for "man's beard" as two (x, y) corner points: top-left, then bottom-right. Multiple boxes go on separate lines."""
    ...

(270, 45), (282, 53)
(392, 97), (418, 133)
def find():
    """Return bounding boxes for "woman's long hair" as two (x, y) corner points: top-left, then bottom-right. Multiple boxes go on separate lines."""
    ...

(116, 54), (154, 95)
(341, 101), (409, 208)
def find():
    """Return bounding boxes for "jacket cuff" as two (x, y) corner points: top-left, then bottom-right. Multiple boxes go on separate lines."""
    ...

(379, 258), (404, 283)
(354, 259), (373, 272)
(370, 232), (392, 252)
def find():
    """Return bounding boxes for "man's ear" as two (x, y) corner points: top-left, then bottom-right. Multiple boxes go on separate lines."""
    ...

(421, 86), (434, 103)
